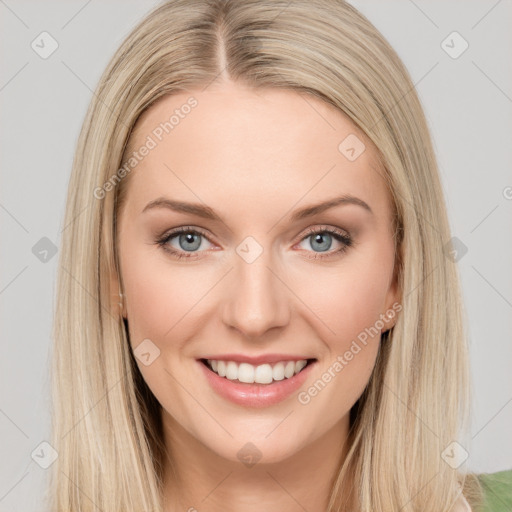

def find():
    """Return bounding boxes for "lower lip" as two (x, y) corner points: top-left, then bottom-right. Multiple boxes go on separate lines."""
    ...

(197, 359), (316, 408)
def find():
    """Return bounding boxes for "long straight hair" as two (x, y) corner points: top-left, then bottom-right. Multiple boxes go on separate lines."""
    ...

(49, 1), (484, 510)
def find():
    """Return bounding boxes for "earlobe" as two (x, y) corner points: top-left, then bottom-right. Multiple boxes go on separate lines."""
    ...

(109, 272), (127, 319)
(382, 265), (402, 333)
(381, 310), (398, 334)
(118, 292), (127, 319)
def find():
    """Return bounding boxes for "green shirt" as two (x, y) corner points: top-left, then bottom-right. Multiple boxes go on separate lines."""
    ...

(478, 469), (512, 511)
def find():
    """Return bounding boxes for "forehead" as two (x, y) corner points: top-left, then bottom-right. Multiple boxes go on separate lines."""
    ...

(122, 81), (391, 220)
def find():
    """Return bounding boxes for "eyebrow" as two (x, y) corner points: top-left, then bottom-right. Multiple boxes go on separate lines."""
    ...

(142, 194), (373, 221)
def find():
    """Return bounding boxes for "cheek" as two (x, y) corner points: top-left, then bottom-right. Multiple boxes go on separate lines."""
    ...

(119, 245), (211, 416)
(120, 243), (210, 348)
(290, 240), (394, 409)
(295, 245), (394, 351)
(293, 258), (389, 421)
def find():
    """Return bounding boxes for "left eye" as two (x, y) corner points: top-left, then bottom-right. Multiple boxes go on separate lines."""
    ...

(296, 228), (352, 255)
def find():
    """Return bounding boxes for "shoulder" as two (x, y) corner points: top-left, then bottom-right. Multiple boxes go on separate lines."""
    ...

(477, 469), (512, 511)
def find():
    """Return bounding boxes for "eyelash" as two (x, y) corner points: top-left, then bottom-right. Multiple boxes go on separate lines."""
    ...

(155, 225), (353, 261)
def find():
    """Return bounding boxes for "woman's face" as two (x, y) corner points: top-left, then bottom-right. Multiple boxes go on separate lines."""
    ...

(115, 80), (400, 465)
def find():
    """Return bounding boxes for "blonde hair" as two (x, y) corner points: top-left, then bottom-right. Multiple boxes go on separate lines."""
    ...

(49, 0), (484, 510)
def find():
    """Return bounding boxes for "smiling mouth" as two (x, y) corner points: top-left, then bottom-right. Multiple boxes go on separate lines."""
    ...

(199, 358), (317, 385)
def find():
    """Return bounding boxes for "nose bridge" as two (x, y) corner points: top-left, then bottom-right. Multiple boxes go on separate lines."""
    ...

(222, 242), (290, 338)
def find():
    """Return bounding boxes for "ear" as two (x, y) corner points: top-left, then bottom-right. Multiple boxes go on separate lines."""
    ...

(382, 255), (402, 332)
(109, 270), (127, 319)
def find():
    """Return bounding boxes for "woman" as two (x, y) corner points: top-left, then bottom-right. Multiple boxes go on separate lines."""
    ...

(49, 0), (488, 510)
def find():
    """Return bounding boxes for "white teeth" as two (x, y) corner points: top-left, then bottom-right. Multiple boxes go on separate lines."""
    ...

(238, 363), (255, 383)
(254, 364), (273, 384)
(295, 360), (307, 373)
(217, 360), (226, 377)
(206, 358), (310, 384)
(272, 362), (285, 381)
(225, 361), (238, 380)
(284, 361), (295, 378)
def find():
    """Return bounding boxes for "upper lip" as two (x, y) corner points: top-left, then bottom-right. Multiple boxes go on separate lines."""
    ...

(199, 354), (316, 365)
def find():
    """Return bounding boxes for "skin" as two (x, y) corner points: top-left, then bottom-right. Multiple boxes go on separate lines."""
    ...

(112, 79), (401, 511)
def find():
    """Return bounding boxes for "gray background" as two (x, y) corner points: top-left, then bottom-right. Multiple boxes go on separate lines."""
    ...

(1, 1), (511, 510)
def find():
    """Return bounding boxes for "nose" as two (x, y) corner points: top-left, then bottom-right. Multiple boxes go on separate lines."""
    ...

(221, 249), (291, 339)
